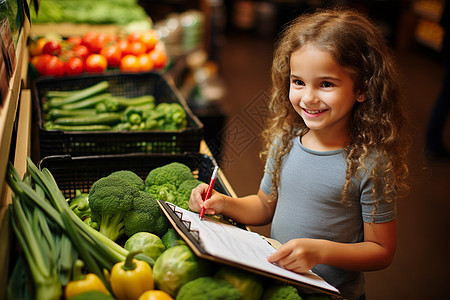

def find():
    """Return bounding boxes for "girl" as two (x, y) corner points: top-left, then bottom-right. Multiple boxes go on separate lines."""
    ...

(189, 7), (409, 299)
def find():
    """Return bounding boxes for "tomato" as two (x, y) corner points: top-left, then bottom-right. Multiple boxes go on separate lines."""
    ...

(42, 40), (62, 56)
(116, 39), (131, 56)
(31, 54), (53, 75)
(64, 57), (84, 76)
(149, 49), (168, 69)
(100, 44), (122, 68)
(128, 41), (147, 56)
(66, 36), (82, 46)
(43, 56), (65, 77)
(72, 44), (90, 60)
(91, 32), (112, 53)
(81, 32), (99, 52)
(127, 31), (142, 43)
(137, 53), (154, 72)
(139, 30), (159, 52)
(120, 54), (140, 73)
(85, 54), (108, 73)
(29, 38), (48, 57)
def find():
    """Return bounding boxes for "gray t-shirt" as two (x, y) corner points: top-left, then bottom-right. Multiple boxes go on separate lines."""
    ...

(260, 137), (397, 299)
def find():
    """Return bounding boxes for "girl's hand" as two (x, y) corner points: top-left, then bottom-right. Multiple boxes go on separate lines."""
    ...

(189, 183), (226, 215)
(267, 238), (324, 273)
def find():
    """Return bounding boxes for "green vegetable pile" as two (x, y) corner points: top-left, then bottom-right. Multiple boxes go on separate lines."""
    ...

(6, 158), (334, 300)
(5, 158), (155, 300)
(42, 81), (188, 132)
(30, 0), (149, 25)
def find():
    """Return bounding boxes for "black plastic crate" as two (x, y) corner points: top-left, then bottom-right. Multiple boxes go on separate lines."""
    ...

(32, 72), (204, 158)
(38, 152), (230, 200)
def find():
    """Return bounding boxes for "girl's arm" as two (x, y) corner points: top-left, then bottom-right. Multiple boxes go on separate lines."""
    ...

(267, 220), (397, 273)
(189, 186), (276, 225)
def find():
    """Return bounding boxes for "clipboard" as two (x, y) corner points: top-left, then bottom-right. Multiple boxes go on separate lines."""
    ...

(158, 200), (341, 298)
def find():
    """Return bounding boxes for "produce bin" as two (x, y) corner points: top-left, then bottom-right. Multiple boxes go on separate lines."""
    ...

(32, 72), (204, 158)
(38, 152), (230, 200)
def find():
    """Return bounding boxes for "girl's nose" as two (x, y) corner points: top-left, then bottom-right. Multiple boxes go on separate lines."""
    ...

(301, 87), (319, 104)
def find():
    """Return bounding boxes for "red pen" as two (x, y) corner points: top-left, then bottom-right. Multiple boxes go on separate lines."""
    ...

(200, 166), (219, 219)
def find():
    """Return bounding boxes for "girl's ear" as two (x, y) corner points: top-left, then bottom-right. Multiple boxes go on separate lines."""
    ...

(356, 92), (366, 103)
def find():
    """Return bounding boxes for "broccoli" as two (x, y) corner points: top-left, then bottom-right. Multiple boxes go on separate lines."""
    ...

(146, 183), (178, 203)
(145, 162), (195, 189)
(174, 179), (204, 209)
(124, 191), (170, 238)
(69, 190), (91, 220)
(262, 284), (303, 300)
(88, 175), (141, 241)
(109, 170), (145, 191)
(176, 276), (241, 300)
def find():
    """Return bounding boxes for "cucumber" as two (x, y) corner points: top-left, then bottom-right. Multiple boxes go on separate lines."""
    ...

(60, 93), (112, 110)
(49, 124), (112, 131)
(45, 81), (109, 108)
(46, 108), (98, 121)
(54, 113), (123, 126)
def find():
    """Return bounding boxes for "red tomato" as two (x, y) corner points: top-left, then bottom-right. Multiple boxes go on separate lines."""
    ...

(42, 40), (62, 56)
(43, 56), (65, 77)
(128, 41), (147, 56)
(85, 54), (108, 73)
(149, 49), (168, 69)
(72, 44), (90, 60)
(31, 54), (53, 75)
(64, 57), (84, 76)
(91, 32), (112, 53)
(137, 53), (154, 72)
(127, 31), (142, 43)
(100, 44), (122, 68)
(81, 32), (99, 52)
(120, 54), (140, 73)
(116, 39), (131, 56)
(66, 36), (82, 46)
(139, 30), (159, 52)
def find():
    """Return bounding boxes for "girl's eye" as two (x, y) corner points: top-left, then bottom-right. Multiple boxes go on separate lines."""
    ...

(321, 81), (334, 88)
(293, 79), (304, 86)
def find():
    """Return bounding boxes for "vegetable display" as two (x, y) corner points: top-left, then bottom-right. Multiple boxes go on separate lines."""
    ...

(41, 81), (188, 131)
(6, 158), (333, 299)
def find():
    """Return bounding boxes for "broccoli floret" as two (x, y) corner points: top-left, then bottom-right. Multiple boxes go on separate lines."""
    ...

(262, 284), (303, 300)
(145, 162), (194, 189)
(146, 183), (178, 203)
(69, 190), (91, 220)
(88, 175), (140, 241)
(176, 276), (241, 300)
(124, 191), (169, 238)
(109, 170), (145, 191)
(174, 179), (204, 209)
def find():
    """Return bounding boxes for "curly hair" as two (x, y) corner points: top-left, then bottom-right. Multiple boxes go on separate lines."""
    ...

(260, 7), (410, 213)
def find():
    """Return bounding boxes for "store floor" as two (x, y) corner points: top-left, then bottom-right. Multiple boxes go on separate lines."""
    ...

(213, 30), (450, 299)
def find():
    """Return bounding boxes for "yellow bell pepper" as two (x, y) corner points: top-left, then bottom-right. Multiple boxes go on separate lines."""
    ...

(65, 260), (110, 300)
(110, 250), (154, 300)
(138, 290), (173, 300)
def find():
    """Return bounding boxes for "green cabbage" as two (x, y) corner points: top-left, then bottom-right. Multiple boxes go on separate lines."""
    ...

(152, 245), (212, 297)
(124, 232), (166, 261)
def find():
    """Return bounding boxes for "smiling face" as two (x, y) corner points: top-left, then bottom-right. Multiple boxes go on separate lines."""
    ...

(289, 45), (364, 145)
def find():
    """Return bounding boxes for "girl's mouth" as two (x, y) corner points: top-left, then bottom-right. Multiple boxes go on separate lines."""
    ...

(302, 108), (328, 116)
